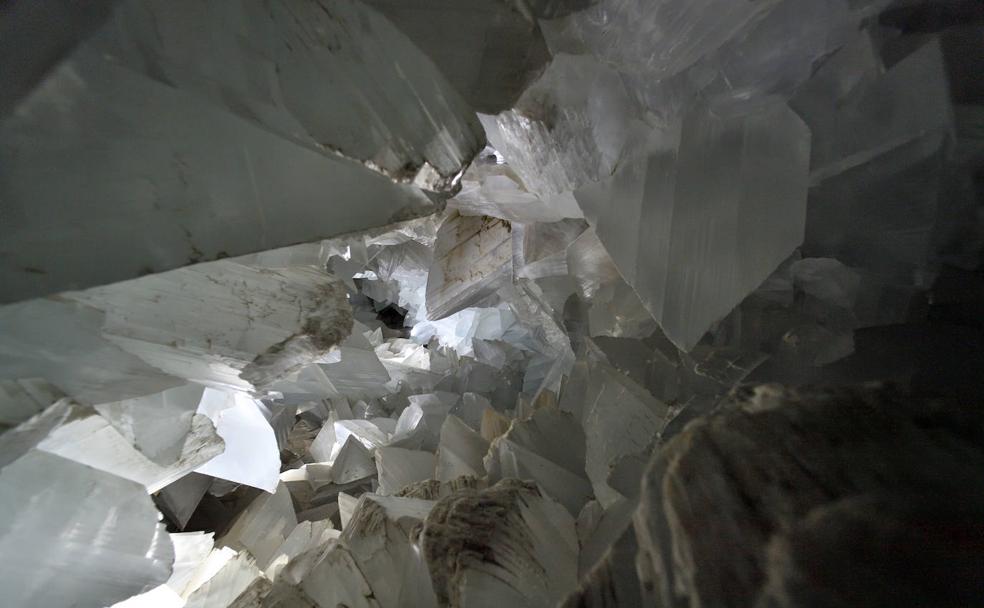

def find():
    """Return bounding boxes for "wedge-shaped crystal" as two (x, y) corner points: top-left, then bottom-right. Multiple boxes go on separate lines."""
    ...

(0, 34), (450, 302)
(331, 435), (378, 485)
(0, 299), (183, 404)
(95, 383), (213, 465)
(342, 493), (439, 608)
(364, 0), (549, 113)
(426, 212), (514, 320)
(420, 479), (578, 608)
(194, 388), (280, 493)
(69, 262), (352, 391)
(156, 473), (213, 530)
(220, 482), (297, 571)
(315, 322), (393, 400)
(0, 450), (174, 607)
(436, 415), (489, 481)
(375, 447), (437, 495)
(2, 397), (222, 493)
(577, 99), (811, 350)
(485, 408), (593, 515)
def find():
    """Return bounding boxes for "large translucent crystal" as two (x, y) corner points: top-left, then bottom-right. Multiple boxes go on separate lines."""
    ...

(795, 40), (954, 287)
(0, 0), (484, 302)
(480, 54), (644, 198)
(542, 0), (780, 81)
(0, 299), (183, 404)
(99, 0), (484, 190)
(577, 99), (811, 350)
(68, 262), (353, 392)
(363, 0), (549, 113)
(0, 450), (174, 607)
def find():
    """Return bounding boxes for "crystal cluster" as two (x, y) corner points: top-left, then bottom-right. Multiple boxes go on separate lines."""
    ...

(1, 1), (982, 607)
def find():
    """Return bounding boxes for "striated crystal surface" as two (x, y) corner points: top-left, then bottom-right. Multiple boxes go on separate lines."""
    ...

(364, 0), (549, 114)
(0, 450), (174, 607)
(577, 99), (811, 350)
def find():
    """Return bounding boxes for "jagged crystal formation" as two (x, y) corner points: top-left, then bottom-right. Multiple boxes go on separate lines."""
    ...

(1, 1), (982, 607)
(0, 0), (483, 302)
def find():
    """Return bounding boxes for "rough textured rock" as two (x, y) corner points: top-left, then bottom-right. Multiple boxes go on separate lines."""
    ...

(635, 384), (984, 608)
(419, 479), (579, 608)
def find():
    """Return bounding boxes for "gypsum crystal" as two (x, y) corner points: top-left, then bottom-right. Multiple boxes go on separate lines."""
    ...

(636, 384), (984, 608)
(0, 14), (457, 303)
(374, 446), (438, 496)
(480, 53), (645, 198)
(419, 478), (579, 608)
(435, 414), (489, 481)
(12, 398), (223, 494)
(99, 0), (484, 191)
(0, 449), (174, 607)
(484, 407), (593, 516)
(426, 212), (515, 320)
(796, 40), (954, 289)
(340, 493), (439, 608)
(363, 0), (550, 114)
(194, 388), (281, 493)
(219, 482), (298, 571)
(68, 261), (354, 392)
(576, 98), (811, 351)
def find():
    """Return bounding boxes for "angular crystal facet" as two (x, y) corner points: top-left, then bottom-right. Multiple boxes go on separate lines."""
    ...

(0, 450), (174, 607)
(577, 99), (811, 350)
